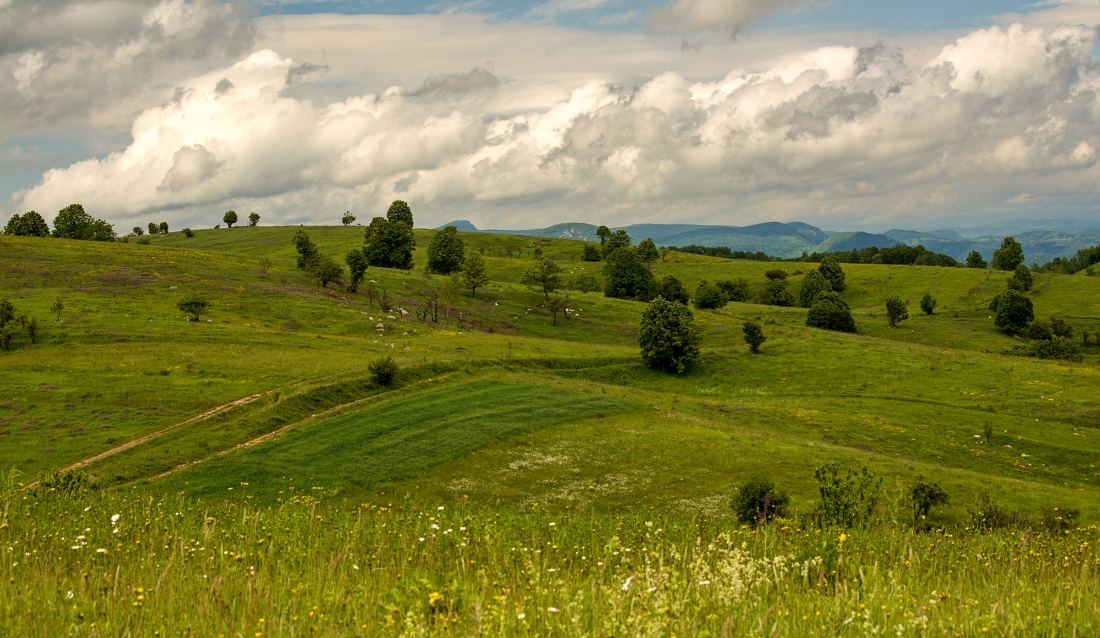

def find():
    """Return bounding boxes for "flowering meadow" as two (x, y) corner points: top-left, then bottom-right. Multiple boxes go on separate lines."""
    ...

(3, 485), (1098, 637)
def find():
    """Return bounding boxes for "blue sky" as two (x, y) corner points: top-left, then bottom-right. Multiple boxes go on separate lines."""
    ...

(255, 0), (1035, 32)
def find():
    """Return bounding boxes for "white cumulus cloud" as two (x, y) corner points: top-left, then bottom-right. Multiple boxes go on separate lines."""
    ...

(14, 21), (1100, 230)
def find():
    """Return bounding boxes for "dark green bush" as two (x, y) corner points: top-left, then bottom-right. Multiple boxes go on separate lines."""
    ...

(810, 462), (882, 529)
(731, 475), (789, 524)
(638, 297), (701, 374)
(693, 280), (726, 309)
(653, 275), (688, 304)
(716, 279), (749, 303)
(806, 291), (856, 333)
(369, 355), (399, 386)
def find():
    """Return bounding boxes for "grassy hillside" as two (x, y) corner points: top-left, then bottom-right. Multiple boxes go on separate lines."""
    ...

(3, 225), (1100, 633)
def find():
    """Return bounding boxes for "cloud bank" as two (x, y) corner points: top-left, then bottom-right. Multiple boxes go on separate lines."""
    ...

(14, 22), (1100, 229)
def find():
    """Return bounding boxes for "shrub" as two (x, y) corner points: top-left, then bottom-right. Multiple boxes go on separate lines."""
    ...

(293, 229), (319, 270)
(909, 476), (949, 528)
(31, 468), (96, 496)
(136, 237), (150, 245)
(310, 254), (344, 287)
(967, 488), (1017, 532)
(811, 462), (882, 529)
(1048, 316), (1072, 338)
(989, 290), (1033, 333)
(183, 228), (194, 238)
(1030, 336), (1083, 361)
(742, 321), (765, 354)
(1025, 322), (1052, 341)
(177, 294), (210, 321)
(572, 273), (602, 293)
(653, 275), (688, 304)
(716, 279), (750, 303)
(806, 291), (856, 333)
(693, 280), (726, 309)
(731, 475), (788, 524)
(462, 250), (490, 297)
(764, 269), (788, 281)
(798, 271), (830, 308)
(258, 257), (273, 274)
(0, 323), (15, 351)
(3, 211), (50, 237)
(758, 279), (794, 307)
(1036, 507), (1080, 533)
(818, 256), (846, 291)
(27, 317), (40, 344)
(885, 294), (909, 328)
(638, 296), (702, 374)
(1007, 264), (1033, 291)
(966, 250), (987, 268)
(920, 292), (937, 315)
(581, 244), (602, 262)
(344, 249), (369, 292)
(368, 355), (399, 386)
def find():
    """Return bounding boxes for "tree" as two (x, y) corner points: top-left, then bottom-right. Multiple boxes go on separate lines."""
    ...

(50, 297), (64, 322)
(1008, 263), (1033, 291)
(595, 225), (611, 245)
(222, 210), (238, 228)
(547, 294), (569, 326)
(920, 293), (937, 315)
(27, 317), (40, 344)
(743, 321), (766, 354)
(521, 257), (562, 301)
(344, 248), (369, 293)
(991, 237), (1024, 271)
(0, 299), (15, 326)
(132, 226), (144, 236)
(731, 475), (788, 524)
(717, 279), (750, 303)
(183, 228), (194, 238)
(177, 294), (210, 321)
(573, 273), (602, 293)
(426, 226), (466, 274)
(310, 254), (344, 287)
(806, 291), (857, 333)
(461, 249), (489, 297)
(638, 296), (702, 374)
(764, 269), (788, 281)
(653, 275), (689, 305)
(885, 294), (909, 328)
(148, 222), (158, 235)
(341, 212), (356, 226)
(637, 238), (659, 267)
(760, 279), (794, 307)
(818, 255), (847, 291)
(386, 200), (413, 227)
(581, 244), (602, 262)
(248, 212), (260, 227)
(602, 229), (632, 256)
(159, 221), (169, 235)
(603, 247), (653, 300)
(966, 250), (987, 269)
(4, 211), (49, 237)
(52, 204), (113, 241)
(363, 217), (415, 269)
(0, 323), (15, 352)
(693, 280), (727, 309)
(990, 290), (1033, 333)
(292, 229), (319, 270)
(798, 270), (831, 308)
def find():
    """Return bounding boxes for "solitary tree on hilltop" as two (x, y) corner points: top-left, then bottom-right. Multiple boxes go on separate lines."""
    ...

(159, 221), (169, 235)
(223, 211), (238, 228)
(341, 211), (356, 226)
(148, 222), (158, 235)
(386, 200), (413, 227)
(248, 212), (260, 227)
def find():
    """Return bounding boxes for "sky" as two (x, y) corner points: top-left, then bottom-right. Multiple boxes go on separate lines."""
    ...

(3, 0), (1100, 232)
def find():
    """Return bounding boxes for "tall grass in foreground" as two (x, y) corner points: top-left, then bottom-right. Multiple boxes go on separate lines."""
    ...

(2, 487), (1097, 636)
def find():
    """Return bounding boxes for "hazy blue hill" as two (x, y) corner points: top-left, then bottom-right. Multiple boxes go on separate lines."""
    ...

(437, 220), (479, 231)
(813, 231), (895, 253)
(484, 222), (599, 240)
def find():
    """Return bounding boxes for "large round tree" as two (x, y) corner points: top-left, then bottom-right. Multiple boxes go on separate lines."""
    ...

(639, 296), (702, 374)
(426, 226), (466, 274)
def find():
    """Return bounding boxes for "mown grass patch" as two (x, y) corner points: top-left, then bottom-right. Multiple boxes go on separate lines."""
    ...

(153, 379), (635, 501)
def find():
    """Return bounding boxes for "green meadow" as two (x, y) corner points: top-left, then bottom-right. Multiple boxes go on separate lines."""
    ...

(2, 224), (1100, 635)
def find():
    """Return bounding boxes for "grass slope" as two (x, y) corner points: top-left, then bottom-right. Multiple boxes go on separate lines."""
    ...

(154, 379), (634, 500)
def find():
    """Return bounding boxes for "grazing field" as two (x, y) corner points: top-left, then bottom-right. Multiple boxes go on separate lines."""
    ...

(3, 224), (1100, 633)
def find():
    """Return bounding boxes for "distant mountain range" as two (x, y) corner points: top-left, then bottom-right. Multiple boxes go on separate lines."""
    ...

(435, 220), (1100, 265)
